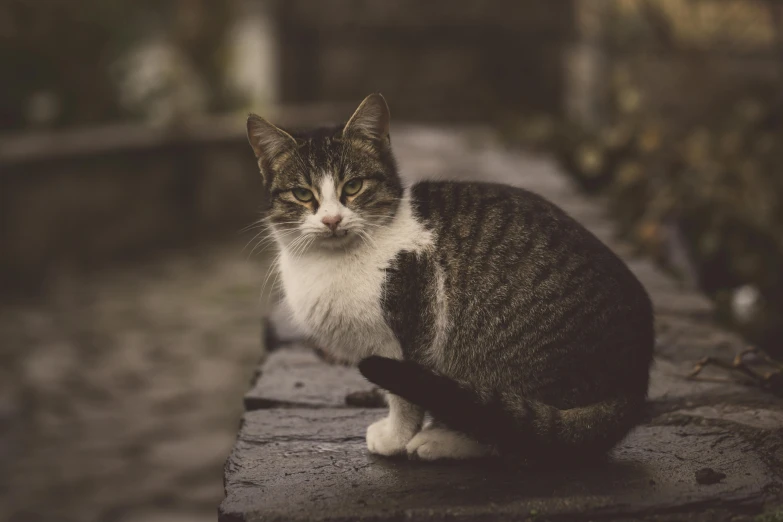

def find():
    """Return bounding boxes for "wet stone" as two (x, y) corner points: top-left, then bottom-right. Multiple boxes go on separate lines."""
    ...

(244, 347), (378, 410)
(654, 315), (746, 362)
(695, 468), (727, 486)
(678, 404), (783, 431)
(557, 196), (608, 224)
(625, 259), (681, 293)
(647, 358), (747, 404)
(651, 290), (715, 319)
(219, 409), (776, 522)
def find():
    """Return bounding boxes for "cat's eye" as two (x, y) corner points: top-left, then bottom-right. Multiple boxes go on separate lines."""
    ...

(291, 188), (314, 202)
(343, 179), (363, 197)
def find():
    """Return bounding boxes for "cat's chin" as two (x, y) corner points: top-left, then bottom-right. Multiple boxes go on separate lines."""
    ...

(314, 232), (361, 251)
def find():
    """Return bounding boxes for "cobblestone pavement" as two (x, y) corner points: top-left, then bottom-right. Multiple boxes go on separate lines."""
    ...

(0, 241), (274, 522)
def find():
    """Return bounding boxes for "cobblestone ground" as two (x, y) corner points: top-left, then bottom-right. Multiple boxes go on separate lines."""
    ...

(0, 241), (274, 522)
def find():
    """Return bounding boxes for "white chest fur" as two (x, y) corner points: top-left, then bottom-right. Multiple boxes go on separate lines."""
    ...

(277, 197), (432, 362)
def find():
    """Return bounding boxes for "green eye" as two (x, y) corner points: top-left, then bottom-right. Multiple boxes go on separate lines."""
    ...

(343, 179), (363, 196)
(291, 188), (314, 202)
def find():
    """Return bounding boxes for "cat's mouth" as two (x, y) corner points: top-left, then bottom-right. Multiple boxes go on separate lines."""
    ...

(316, 229), (358, 249)
(321, 229), (348, 239)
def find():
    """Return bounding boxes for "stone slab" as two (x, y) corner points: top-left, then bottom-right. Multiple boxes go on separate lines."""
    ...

(651, 291), (715, 319)
(678, 404), (783, 431)
(643, 358), (783, 422)
(244, 347), (378, 410)
(647, 358), (747, 404)
(654, 315), (747, 363)
(219, 409), (776, 522)
(625, 259), (681, 293)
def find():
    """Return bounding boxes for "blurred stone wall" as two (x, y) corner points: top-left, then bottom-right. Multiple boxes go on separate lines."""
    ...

(0, 119), (259, 293)
(272, 0), (576, 121)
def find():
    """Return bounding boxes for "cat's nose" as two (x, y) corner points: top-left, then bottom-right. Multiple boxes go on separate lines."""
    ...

(321, 215), (342, 232)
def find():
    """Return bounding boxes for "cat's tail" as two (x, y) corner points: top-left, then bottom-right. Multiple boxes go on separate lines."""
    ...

(358, 356), (644, 459)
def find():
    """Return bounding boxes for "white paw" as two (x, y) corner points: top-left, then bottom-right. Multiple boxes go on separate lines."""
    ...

(405, 427), (492, 461)
(366, 417), (416, 456)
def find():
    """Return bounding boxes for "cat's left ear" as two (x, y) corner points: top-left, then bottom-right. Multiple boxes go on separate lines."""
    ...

(246, 114), (298, 181)
(342, 93), (390, 144)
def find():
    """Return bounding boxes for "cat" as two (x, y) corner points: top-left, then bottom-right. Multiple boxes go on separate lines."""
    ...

(246, 94), (654, 463)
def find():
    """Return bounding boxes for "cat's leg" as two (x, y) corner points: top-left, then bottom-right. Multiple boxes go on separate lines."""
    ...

(366, 394), (424, 456)
(406, 423), (494, 461)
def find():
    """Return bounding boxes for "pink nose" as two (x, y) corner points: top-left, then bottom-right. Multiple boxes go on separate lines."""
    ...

(321, 215), (342, 232)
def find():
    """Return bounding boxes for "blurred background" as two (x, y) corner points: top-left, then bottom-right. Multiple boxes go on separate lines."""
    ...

(1, 1), (781, 521)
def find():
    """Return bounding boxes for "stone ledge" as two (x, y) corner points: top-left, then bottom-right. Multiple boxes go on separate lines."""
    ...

(244, 348), (378, 410)
(222, 343), (783, 521)
(220, 410), (776, 522)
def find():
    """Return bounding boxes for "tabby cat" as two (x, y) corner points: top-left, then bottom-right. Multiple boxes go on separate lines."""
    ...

(246, 94), (654, 463)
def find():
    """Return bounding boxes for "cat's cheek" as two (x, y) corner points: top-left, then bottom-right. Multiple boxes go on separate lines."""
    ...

(269, 203), (309, 227)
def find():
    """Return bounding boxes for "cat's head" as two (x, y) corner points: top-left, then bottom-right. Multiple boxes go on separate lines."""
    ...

(247, 94), (403, 251)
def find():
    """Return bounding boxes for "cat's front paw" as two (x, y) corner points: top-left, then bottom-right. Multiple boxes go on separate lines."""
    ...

(406, 427), (492, 461)
(366, 417), (415, 456)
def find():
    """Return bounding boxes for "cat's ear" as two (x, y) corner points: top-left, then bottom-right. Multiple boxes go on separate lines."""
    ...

(342, 93), (390, 143)
(246, 114), (298, 178)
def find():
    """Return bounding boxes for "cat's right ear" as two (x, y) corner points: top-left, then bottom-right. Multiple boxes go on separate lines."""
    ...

(246, 114), (298, 181)
(342, 93), (390, 144)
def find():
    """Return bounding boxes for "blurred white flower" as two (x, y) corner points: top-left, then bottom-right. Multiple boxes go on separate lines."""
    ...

(731, 284), (762, 324)
(26, 90), (60, 127)
(114, 39), (207, 125)
(225, 1), (278, 110)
